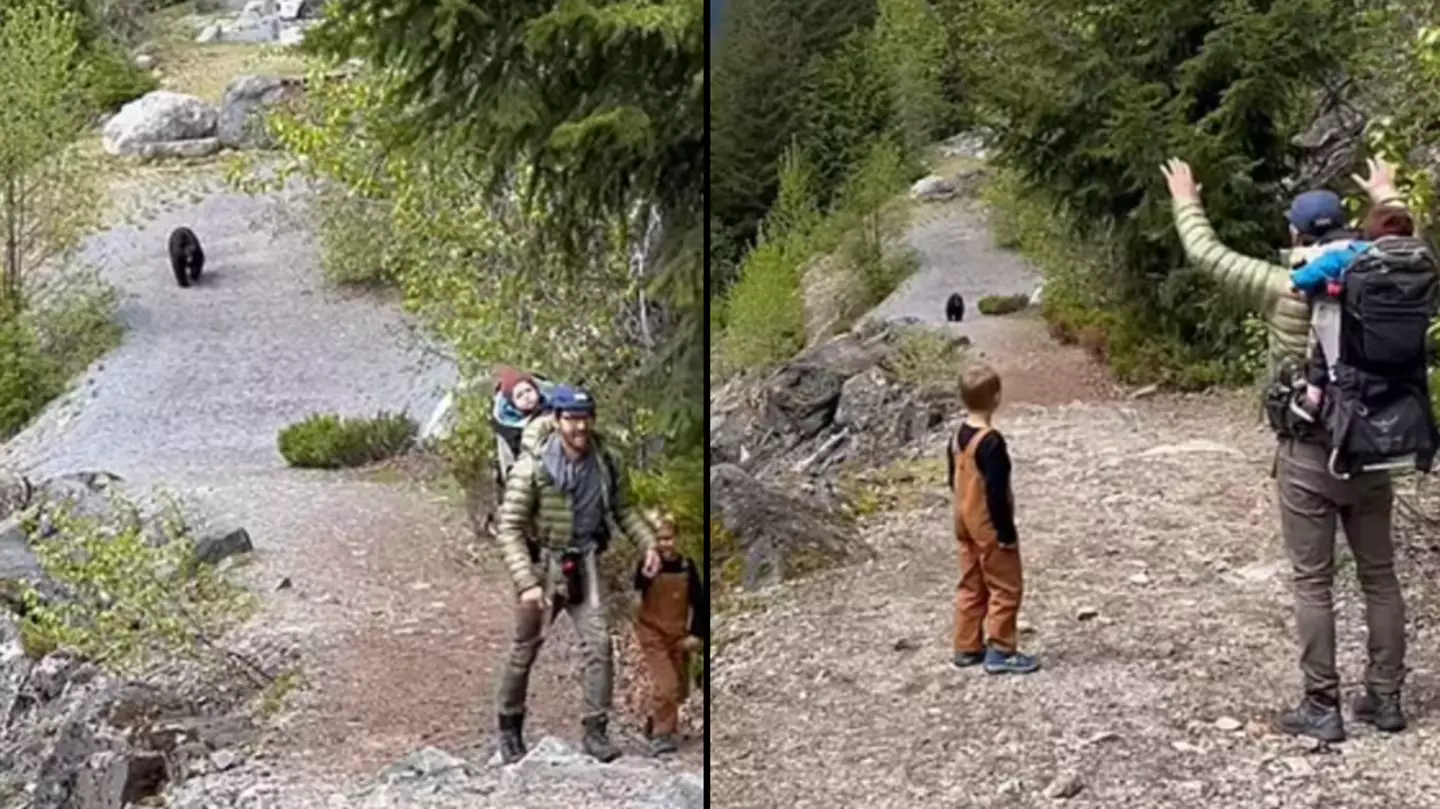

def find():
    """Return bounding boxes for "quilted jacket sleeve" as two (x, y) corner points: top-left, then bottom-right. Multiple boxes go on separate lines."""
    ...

(495, 455), (541, 593)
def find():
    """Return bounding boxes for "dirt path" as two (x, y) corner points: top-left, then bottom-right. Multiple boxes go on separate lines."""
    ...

(871, 197), (1120, 405)
(1, 186), (700, 800)
(712, 194), (1440, 807)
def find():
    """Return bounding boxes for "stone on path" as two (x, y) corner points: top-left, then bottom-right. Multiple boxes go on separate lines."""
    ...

(218, 75), (305, 150)
(102, 91), (218, 157)
(910, 175), (957, 201)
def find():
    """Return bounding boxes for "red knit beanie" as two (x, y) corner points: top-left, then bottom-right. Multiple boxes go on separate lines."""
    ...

(496, 366), (535, 403)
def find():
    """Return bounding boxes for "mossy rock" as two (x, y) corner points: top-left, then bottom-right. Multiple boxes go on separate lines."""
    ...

(977, 294), (1031, 316)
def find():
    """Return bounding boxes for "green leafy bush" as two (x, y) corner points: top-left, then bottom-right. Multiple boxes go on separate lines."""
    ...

(884, 328), (967, 395)
(277, 411), (417, 469)
(17, 495), (258, 676)
(977, 293), (1029, 316)
(82, 41), (159, 111)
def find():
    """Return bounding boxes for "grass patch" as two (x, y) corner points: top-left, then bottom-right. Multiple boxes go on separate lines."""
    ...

(884, 328), (968, 395)
(143, 5), (312, 105)
(838, 455), (948, 520)
(977, 293), (1030, 316)
(0, 276), (122, 441)
(278, 411), (418, 469)
(254, 666), (307, 719)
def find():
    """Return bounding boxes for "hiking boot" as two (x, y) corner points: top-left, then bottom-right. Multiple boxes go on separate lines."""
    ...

(582, 715), (622, 763)
(1353, 688), (1407, 733)
(649, 733), (679, 756)
(497, 713), (527, 764)
(952, 651), (986, 668)
(983, 647), (1041, 675)
(1275, 695), (1345, 743)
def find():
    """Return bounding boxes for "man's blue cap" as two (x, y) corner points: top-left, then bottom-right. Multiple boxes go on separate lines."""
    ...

(550, 385), (596, 416)
(1288, 190), (1346, 237)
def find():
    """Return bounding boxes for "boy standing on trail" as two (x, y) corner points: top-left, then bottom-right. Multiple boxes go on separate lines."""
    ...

(947, 363), (1040, 675)
(633, 510), (706, 756)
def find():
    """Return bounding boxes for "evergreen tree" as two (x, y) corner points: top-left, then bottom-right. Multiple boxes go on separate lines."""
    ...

(948, 0), (1362, 358)
(302, 0), (704, 441)
(709, 0), (879, 287)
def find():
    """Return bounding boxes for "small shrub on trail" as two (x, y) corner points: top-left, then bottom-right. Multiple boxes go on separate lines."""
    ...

(277, 411), (417, 469)
(977, 293), (1029, 315)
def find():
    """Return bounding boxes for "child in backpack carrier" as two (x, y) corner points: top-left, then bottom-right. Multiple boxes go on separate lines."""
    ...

(1288, 205), (1417, 424)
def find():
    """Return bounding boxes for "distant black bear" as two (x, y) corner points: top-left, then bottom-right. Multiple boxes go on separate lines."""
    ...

(945, 292), (965, 322)
(168, 227), (204, 288)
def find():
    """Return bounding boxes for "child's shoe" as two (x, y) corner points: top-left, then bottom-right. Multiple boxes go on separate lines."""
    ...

(983, 647), (1041, 675)
(952, 651), (985, 668)
(650, 734), (679, 756)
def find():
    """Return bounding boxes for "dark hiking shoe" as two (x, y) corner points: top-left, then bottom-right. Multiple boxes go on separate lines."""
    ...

(983, 648), (1041, 675)
(497, 713), (527, 764)
(952, 651), (985, 668)
(1275, 695), (1346, 743)
(582, 715), (622, 762)
(649, 733), (679, 756)
(1353, 688), (1407, 733)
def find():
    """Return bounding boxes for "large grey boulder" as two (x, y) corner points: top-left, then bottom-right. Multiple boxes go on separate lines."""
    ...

(710, 463), (869, 590)
(102, 92), (218, 157)
(217, 75), (304, 149)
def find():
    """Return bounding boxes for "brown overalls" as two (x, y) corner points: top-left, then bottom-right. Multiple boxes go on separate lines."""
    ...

(636, 561), (693, 736)
(952, 426), (1024, 654)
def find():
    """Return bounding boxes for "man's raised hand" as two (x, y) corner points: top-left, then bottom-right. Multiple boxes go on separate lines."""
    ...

(1160, 158), (1202, 203)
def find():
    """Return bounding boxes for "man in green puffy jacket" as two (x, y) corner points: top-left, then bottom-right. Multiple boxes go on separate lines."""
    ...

(490, 385), (660, 764)
(1161, 156), (1411, 742)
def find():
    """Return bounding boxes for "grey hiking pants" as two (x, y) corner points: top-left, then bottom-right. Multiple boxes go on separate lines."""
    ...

(1276, 438), (1406, 699)
(495, 548), (613, 721)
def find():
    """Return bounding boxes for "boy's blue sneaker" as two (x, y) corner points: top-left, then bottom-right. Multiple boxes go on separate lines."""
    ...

(952, 651), (985, 668)
(983, 647), (1041, 675)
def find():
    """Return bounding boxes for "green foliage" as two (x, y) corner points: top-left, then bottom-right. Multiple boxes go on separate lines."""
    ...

(939, 0), (1360, 388)
(81, 36), (158, 110)
(871, 0), (947, 155)
(826, 138), (918, 308)
(797, 30), (895, 216)
(277, 411), (417, 469)
(884, 328), (967, 394)
(0, 276), (120, 439)
(713, 147), (817, 376)
(17, 495), (258, 676)
(628, 442), (704, 562)
(0, 0), (106, 312)
(301, 0), (704, 445)
(977, 294), (1030, 315)
(710, 0), (881, 282)
(0, 319), (58, 438)
(983, 167), (1259, 390)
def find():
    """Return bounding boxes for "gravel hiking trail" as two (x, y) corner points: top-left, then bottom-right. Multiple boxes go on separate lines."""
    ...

(711, 198), (1440, 807)
(870, 198), (1118, 406)
(0, 185), (700, 797)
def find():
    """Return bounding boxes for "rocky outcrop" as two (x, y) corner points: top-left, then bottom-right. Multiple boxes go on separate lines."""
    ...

(217, 75), (305, 150)
(0, 637), (260, 809)
(101, 92), (218, 158)
(710, 318), (958, 479)
(710, 463), (868, 590)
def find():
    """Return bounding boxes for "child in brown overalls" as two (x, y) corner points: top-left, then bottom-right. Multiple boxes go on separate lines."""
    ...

(634, 510), (706, 756)
(946, 363), (1040, 675)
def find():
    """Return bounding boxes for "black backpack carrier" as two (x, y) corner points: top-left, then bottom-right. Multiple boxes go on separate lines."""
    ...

(1322, 236), (1440, 478)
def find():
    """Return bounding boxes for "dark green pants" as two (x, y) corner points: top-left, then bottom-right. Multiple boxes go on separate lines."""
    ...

(495, 549), (613, 720)
(1276, 439), (1406, 699)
